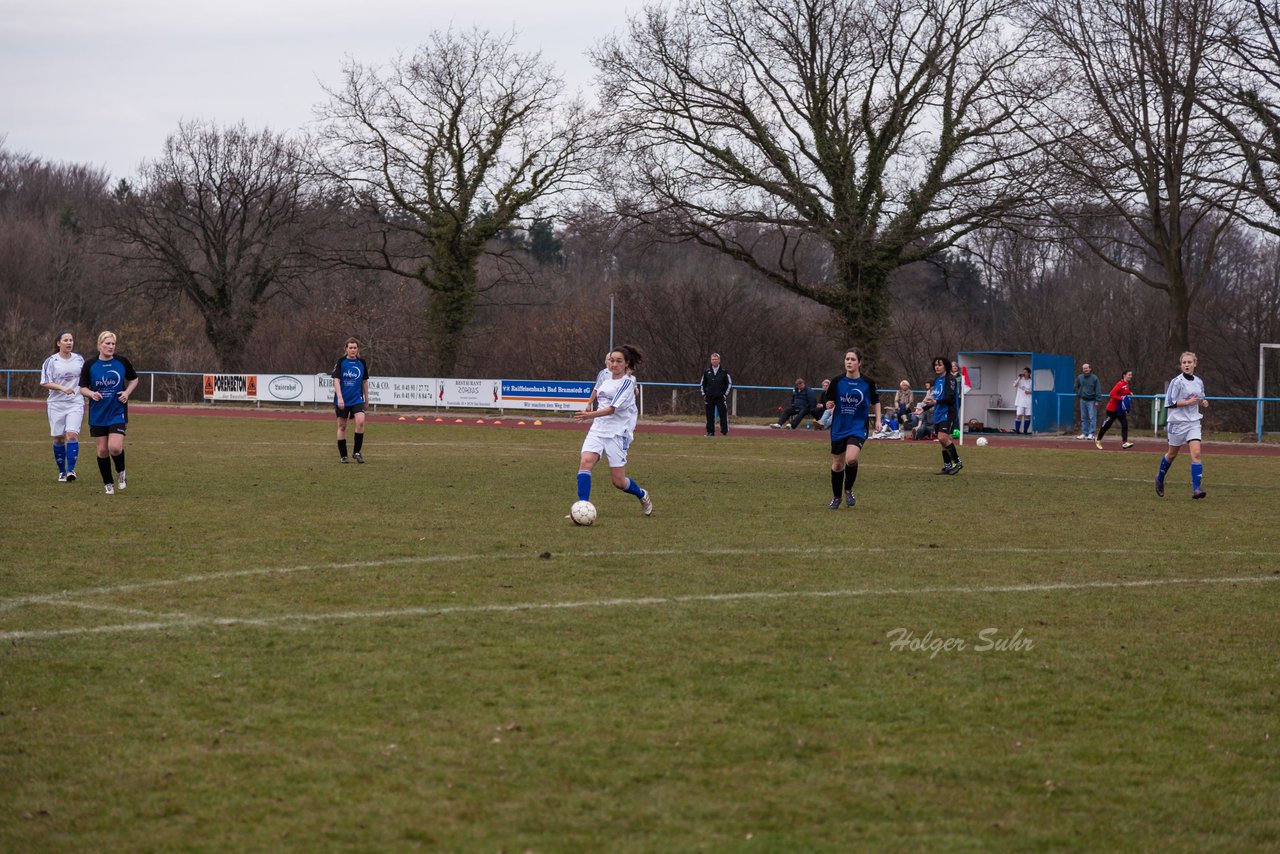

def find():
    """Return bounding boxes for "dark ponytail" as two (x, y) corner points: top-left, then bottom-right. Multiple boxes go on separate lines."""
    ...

(616, 344), (644, 370)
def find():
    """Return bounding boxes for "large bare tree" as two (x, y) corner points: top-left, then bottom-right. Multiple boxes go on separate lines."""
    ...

(317, 28), (595, 374)
(1026, 0), (1239, 354)
(109, 121), (314, 370)
(1200, 0), (1280, 234)
(592, 0), (1053, 360)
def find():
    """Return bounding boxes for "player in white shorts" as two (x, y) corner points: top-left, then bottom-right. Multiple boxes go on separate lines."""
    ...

(1155, 352), (1208, 499)
(40, 330), (85, 482)
(572, 345), (652, 518)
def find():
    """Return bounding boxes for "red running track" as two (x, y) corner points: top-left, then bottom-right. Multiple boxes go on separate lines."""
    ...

(3, 399), (1278, 456)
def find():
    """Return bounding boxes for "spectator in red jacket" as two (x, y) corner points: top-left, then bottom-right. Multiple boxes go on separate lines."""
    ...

(1095, 369), (1134, 449)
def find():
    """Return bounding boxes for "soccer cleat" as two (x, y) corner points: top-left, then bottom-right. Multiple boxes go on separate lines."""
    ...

(104, 483), (115, 495)
(1192, 489), (1207, 500)
(1121, 442), (1135, 449)
(117, 471), (126, 491)
(1095, 440), (1104, 450)
(340, 456), (349, 464)
(950, 459), (963, 473)
(936, 464), (954, 475)
(58, 472), (67, 483)
(827, 497), (841, 510)
(640, 489), (654, 516)
(1155, 477), (1165, 498)
(66, 470), (76, 482)
(845, 490), (856, 507)
(353, 452), (365, 464)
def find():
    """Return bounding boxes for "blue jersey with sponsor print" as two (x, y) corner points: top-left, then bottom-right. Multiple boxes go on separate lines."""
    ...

(931, 374), (957, 425)
(830, 375), (876, 442)
(331, 357), (368, 406)
(80, 355), (138, 427)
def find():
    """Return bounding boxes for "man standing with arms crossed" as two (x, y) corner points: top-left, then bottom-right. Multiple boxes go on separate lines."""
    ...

(700, 352), (732, 437)
(1075, 362), (1100, 440)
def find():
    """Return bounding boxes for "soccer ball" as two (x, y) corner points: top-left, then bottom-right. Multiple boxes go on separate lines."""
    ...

(569, 500), (597, 526)
(975, 436), (989, 447)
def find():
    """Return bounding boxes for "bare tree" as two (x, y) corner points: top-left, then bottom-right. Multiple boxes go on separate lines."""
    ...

(316, 28), (595, 374)
(1200, 0), (1280, 234)
(1026, 0), (1240, 354)
(592, 0), (1054, 361)
(0, 144), (112, 370)
(108, 121), (315, 370)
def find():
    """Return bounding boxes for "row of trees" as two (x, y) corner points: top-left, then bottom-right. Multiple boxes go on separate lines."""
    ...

(2, 0), (1279, 408)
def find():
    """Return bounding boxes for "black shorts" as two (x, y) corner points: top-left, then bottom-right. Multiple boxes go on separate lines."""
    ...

(334, 403), (367, 419)
(830, 435), (866, 455)
(935, 417), (957, 436)
(89, 423), (127, 438)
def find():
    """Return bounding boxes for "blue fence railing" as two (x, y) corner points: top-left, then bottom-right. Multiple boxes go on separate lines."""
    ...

(4, 368), (1277, 440)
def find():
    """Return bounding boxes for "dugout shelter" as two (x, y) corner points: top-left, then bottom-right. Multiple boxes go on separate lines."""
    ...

(957, 351), (1074, 435)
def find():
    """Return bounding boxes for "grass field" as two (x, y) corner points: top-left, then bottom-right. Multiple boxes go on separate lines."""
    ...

(2, 409), (1278, 851)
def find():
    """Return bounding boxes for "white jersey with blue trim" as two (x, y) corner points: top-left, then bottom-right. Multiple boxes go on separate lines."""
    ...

(42, 352), (85, 407)
(1165, 373), (1205, 425)
(588, 374), (637, 439)
(596, 368), (638, 438)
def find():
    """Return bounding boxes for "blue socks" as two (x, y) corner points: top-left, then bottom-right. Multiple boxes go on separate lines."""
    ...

(51, 441), (80, 474)
(578, 472), (646, 502)
(1156, 456), (1201, 489)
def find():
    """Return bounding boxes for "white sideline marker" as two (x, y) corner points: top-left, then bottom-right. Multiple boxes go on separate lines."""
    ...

(2, 573), (1277, 642)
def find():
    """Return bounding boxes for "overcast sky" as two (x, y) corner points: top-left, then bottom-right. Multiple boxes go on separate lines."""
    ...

(1, 0), (635, 181)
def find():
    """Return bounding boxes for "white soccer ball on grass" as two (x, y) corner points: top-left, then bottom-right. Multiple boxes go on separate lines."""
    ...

(570, 500), (597, 526)
(975, 437), (989, 447)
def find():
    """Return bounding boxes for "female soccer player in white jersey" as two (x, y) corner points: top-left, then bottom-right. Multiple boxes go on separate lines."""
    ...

(572, 345), (652, 517)
(79, 331), (139, 495)
(40, 330), (85, 482)
(1156, 352), (1209, 499)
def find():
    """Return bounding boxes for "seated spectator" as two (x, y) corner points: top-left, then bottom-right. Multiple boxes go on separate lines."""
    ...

(899, 405), (920, 434)
(894, 380), (914, 421)
(771, 378), (819, 429)
(911, 405), (934, 440)
(814, 379), (833, 429)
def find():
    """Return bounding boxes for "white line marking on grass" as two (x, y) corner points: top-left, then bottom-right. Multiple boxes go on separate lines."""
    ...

(50, 600), (194, 620)
(3, 573), (1277, 641)
(5, 546), (1280, 614)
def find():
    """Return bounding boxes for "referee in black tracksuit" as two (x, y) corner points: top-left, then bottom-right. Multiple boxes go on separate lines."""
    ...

(700, 353), (732, 436)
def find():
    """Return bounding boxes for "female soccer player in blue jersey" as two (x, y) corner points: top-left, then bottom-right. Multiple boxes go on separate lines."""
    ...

(40, 330), (85, 482)
(572, 345), (652, 518)
(819, 348), (881, 509)
(1156, 352), (1209, 499)
(922, 356), (963, 474)
(331, 338), (369, 463)
(78, 331), (139, 495)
